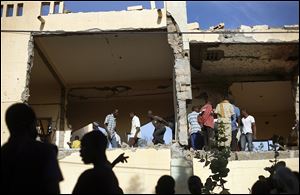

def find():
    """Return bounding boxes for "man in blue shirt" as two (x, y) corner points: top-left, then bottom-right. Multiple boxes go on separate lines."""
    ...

(230, 101), (241, 151)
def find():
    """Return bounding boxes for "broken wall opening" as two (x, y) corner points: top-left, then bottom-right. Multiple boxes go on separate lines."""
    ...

(28, 30), (175, 144)
(189, 42), (299, 143)
(230, 81), (295, 140)
(28, 45), (64, 145)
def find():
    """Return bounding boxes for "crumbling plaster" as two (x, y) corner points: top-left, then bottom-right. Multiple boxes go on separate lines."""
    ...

(188, 25), (299, 43)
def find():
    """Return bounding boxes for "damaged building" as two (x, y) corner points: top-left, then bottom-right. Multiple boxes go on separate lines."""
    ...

(1, 1), (299, 194)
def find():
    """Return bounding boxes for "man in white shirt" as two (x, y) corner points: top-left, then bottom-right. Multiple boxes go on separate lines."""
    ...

(241, 108), (256, 151)
(128, 112), (141, 147)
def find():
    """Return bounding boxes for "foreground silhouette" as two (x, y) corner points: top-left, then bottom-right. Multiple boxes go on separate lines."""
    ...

(1, 103), (63, 193)
(72, 130), (124, 194)
(188, 175), (203, 194)
(155, 175), (175, 194)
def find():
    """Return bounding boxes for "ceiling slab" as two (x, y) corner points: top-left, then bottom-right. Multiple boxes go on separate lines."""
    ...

(34, 32), (173, 87)
(190, 43), (299, 81)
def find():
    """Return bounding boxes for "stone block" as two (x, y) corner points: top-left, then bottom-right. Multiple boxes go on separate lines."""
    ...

(253, 25), (269, 30)
(187, 22), (200, 30)
(127, 5), (143, 11)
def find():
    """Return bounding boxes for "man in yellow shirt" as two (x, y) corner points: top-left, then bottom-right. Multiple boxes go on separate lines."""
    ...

(71, 136), (81, 149)
(215, 95), (235, 147)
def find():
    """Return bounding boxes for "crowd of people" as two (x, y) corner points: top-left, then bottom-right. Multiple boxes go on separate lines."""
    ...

(79, 109), (171, 149)
(1, 103), (299, 194)
(188, 93), (256, 152)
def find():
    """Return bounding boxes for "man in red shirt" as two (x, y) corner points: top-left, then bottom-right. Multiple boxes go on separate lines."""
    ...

(198, 93), (215, 151)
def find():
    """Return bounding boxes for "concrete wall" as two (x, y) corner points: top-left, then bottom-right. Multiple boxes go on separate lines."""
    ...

(193, 157), (299, 194)
(59, 149), (171, 194)
(58, 149), (299, 194)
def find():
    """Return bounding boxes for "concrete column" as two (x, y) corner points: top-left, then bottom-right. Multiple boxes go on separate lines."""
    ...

(295, 76), (299, 122)
(150, 1), (156, 9)
(167, 3), (192, 145)
(58, 88), (66, 148)
(165, 1), (189, 50)
(295, 76), (299, 147)
(59, 1), (64, 14)
(58, 130), (65, 148)
(2, 4), (6, 17)
(49, 1), (54, 14)
(167, 7), (193, 194)
(13, 3), (18, 16)
(171, 143), (193, 194)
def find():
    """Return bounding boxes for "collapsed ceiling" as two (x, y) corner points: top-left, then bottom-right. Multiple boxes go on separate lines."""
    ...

(190, 43), (299, 82)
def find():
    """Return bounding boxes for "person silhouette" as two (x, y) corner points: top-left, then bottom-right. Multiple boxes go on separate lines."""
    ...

(1, 103), (63, 193)
(155, 175), (175, 194)
(72, 130), (124, 194)
(188, 175), (203, 194)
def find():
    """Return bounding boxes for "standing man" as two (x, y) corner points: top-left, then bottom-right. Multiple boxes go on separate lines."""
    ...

(104, 109), (119, 148)
(128, 112), (141, 147)
(188, 106), (203, 150)
(148, 110), (167, 145)
(230, 101), (241, 151)
(198, 93), (215, 151)
(152, 120), (166, 145)
(148, 110), (169, 126)
(240, 108), (256, 151)
(2, 103), (63, 193)
(215, 95), (235, 147)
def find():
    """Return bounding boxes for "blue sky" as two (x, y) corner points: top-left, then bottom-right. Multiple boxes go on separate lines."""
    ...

(64, 1), (299, 30)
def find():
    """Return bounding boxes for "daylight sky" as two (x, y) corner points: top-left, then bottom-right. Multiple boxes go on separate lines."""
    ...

(64, 1), (299, 30)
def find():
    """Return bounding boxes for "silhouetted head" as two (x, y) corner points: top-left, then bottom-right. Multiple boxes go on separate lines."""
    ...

(148, 110), (153, 119)
(5, 103), (37, 139)
(188, 175), (203, 194)
(113, 109), (119, 117)
(192, 106), (199, 113)
(75, 136), (80, 140)
(80, 131), (107, 164)
(273, 166), (299, 194)
(222, 92), (229, 101)
(155, 175), (175, 194)
(198, 92), (209, 102)
(241, 108), (248, 117)
(251, 179), (271, 194)
(129, 112), (135, 118)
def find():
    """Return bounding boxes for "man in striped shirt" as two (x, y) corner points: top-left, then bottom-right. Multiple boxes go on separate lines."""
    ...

(104, 109), (119, 148)
(188, 106), (203, 150)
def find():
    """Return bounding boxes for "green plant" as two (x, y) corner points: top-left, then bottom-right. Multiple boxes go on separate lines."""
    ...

(197, 121), (231, 194)
(264, 135), (285, 176)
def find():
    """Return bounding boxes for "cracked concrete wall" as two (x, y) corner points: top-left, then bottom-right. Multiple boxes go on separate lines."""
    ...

(165, 1), (189, 50)
(1, 31), (32, 145)
(166, 2), (193, 193)
(188, 25), (299, 43)
(167, 13), (192, 145)
(295, 76), (299, 121)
